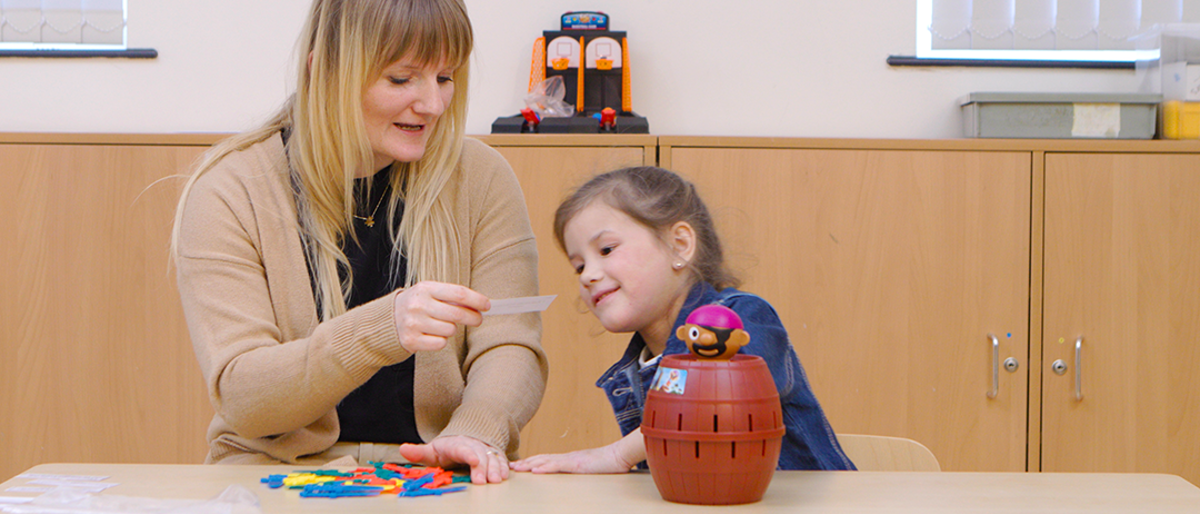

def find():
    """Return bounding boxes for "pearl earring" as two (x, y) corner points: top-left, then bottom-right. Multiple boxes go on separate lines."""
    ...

(673, 261), (685, 270)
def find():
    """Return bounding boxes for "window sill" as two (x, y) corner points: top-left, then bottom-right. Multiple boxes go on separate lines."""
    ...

(887, 55), (1134, 70)
(0, 48), (157, 59)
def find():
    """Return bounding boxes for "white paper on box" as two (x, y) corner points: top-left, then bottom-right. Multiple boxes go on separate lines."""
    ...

(1161, 61), (1200, 101)
(1072, 103), (1121, 138)
(1186, 64), (1200, 101)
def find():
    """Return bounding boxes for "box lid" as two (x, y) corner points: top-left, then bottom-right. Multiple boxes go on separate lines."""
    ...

(959, 92), (1162, 106)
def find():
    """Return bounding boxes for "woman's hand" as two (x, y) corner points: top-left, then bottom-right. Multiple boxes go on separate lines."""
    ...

(399, 436), (509, 484)
(393, 281), (490, 353)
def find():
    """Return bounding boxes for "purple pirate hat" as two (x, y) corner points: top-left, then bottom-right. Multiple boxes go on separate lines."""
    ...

(684, 304), (744, 330)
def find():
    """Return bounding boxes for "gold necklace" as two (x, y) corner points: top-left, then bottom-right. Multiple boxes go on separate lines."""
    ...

(354, 190), (387, 228)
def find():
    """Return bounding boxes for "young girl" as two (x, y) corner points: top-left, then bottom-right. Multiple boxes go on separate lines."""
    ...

(510, 166), (855, 473)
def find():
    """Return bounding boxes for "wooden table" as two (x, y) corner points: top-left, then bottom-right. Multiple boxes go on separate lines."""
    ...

(2, 463), (1198, 513)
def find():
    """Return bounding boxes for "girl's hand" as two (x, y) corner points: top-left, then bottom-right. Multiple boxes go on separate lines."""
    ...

(393, 281), (490, 353)
(509, 445), (636, 474)
(512, 431), (645, 474)
(399, 436), (509, 484)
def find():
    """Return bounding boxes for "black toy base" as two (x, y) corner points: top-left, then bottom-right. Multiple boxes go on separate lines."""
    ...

(491, 113), (650, 134)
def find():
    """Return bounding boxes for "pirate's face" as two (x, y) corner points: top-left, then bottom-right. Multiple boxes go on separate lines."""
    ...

(676, 323), (749, 360)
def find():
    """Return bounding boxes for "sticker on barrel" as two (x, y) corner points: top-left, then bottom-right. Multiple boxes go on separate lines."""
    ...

(650, 367), (687, 395)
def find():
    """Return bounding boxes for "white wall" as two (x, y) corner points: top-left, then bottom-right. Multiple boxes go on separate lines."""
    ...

(0, 0), (1148, 138)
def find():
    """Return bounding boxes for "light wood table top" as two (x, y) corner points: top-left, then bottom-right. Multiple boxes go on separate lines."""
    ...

(2, 463), (1198, 513)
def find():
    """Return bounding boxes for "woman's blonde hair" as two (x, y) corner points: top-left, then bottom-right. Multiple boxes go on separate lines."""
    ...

(172, 0), (474, 321)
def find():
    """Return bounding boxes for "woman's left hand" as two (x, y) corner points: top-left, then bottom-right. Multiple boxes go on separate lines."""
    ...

(399, 436), (509, 484)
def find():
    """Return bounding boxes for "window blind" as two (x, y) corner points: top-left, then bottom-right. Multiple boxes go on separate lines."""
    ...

(919, 0), (1200, 61)
(1, 0), (125, 48)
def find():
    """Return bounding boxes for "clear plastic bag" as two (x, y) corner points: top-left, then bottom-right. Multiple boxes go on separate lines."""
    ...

(524, 76), (574, 118)
(0, 485), (261, 514)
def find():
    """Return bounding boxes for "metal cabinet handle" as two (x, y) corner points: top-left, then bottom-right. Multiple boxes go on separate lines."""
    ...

(988, 334), (999, 399)
(1074, 337), (1084, 401)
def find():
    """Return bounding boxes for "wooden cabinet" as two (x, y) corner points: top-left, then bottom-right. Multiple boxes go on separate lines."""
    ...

(661, 140), (1032, 472)
(3, 133), (1198, 486)
(1041, 152), (1200, 485)
(0, 135), (217, 481)
(476, 135), (658, 458)
(0, 134), (655, 481)
(656, 138), (1200, 485)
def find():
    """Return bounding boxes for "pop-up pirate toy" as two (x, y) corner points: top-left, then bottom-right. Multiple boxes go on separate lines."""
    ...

(641, 305), (785, 505)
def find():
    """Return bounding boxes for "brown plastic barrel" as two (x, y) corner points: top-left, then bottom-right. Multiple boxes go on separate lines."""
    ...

(641, 353), (784, 505)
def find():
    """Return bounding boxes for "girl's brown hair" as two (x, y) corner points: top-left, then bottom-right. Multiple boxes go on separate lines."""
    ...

(553, 166), (740, 290)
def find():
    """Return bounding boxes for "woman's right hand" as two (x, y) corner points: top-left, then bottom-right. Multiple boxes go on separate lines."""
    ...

(393, 281), (490, 352)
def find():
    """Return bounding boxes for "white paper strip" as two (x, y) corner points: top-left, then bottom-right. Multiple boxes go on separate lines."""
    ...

(16, 474), (108, 481)
(0, 497), (34, 504)
(483, 295), (556, 316)
(25, 480), (117, 492)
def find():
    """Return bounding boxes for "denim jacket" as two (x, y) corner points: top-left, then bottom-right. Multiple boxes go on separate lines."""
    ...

(596, 282), (856, 470)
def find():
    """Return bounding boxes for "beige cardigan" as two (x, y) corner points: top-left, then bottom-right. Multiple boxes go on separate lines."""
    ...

(175, 135), (547, 464)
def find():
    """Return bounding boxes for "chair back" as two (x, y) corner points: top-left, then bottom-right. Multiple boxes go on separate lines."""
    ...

(837, 434), (941, 471)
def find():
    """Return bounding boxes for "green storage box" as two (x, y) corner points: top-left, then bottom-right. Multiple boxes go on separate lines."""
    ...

(959, 92), (1161, 139)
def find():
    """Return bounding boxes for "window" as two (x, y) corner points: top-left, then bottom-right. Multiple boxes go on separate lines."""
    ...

(907, 0), (1200, 65)
(0, 0), (149, 57)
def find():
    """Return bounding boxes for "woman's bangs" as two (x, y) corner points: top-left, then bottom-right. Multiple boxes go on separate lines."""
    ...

(382, 0), (473, 70)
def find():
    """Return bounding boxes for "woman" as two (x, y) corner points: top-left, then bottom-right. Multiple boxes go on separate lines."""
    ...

(171, 0), (546, 484)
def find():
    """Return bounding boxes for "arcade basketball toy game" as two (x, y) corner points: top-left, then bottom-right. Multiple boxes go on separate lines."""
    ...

(491, 11), (650, 134)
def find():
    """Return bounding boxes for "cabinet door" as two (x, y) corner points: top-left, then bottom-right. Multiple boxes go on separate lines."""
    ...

(670, 147), (1032, 472)
(491, 144), (650, 457)
(1043, 153), (1200, 486)
(0, 144), (212, 481)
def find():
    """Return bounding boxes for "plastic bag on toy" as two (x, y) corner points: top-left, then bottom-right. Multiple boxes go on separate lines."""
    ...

(525, 76), (574, 118)
(0, 485), (261, 514)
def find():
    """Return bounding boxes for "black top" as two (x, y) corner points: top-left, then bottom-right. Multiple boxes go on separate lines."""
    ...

(336, 167), (422, 445)
(299, 164), (422, 445)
